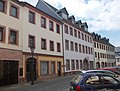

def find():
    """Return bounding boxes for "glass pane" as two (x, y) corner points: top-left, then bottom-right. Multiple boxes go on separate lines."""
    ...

(41, 61), (48, 75)
(10, 31), (16, 44)
(11, 6), (17, 17)
(29, 12), (34, 23)
(0, 1), (4, 12)
(0, 27), (3, 41)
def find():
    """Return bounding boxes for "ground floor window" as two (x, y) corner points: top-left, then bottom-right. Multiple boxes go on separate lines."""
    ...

(51, 62), (55, 74)
(76, 60), (79, 69)
(41, 61), (48, 75)
(71, 59), (75, 70)
(80, 60), (82, 69)
(66, 59), (70, 71)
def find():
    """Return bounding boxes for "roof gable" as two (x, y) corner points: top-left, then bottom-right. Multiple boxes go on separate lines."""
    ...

(36, 0), (62, 21)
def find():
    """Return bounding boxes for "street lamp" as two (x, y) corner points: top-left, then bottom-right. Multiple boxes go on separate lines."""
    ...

(29, 44), (35, 85)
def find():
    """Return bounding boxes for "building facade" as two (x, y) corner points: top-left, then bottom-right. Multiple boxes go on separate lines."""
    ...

(59, 11), (94, 72)
(92, 33), (115, 69)
(115, 47), (120, 66)
(36, 0), (94, 73)
(0, 0), (64, 86)
(0, 0), (23, 86)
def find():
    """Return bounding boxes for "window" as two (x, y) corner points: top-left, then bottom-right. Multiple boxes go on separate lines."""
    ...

(78, 31), (80, 39)
(70, 27), (73, 36)
(94, 42), (96, 48)
(80, 60), (82, 69)
(74, 29), (77, 37)
(10, 4), (19, 18)
(0, 26), (5, 42)
(82, 45), (85, 53)
(28, 35), (35, 47)
(41, 38), (46, 50)
(56, 24), (60, 34)
(64, 25), (68, 34)
(90, 37), (92, 43)
(75, 43), (78, 52)
(71, 59), (75, 70)
(87, 36), (89, 42)
(70, 41), (74, 51)
(51, 62), (55, 74)
(0, 0), (5, 12)
(57, 42), (61, 52)
(86, 76), (100, 85)
(82, 33), (84, 40)
(29, 11), (35, 24)
(65, 39), (69, 50)
(79, 44), (81, 52)
(9, 29), (18, 45)
(85, 34), (87, 41)
(102, 76), (118, 84)
(88, 47), (90, 54)
(66, 59), (70, 70)
(91, 48), (93, 54)
(76, 60), (79, 69)
(49, 21), (54, 31)
(41, 16), (46, 28)
(41, 61), (48, 75)
(50, 40), (54, 51)
(86, 46), (88, 54)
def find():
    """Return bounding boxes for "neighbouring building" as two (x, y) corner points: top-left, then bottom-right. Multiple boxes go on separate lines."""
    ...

(92, 32), (115, 69)
(0, 0), (64, 86)
(0, 0), (23, 86)
(22, 1), (63, 82)
(115, 47), (120, 66)
(36, 0), (94, 74)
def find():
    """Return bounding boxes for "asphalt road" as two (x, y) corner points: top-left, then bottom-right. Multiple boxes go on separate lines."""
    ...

(0, 75), (75, 91)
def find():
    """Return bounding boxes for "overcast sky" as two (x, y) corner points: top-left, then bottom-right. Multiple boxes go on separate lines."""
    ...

(19, 0), (120, 47)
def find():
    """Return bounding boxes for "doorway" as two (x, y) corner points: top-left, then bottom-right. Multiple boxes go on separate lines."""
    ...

(0, 60), (18, 86)
(26, 58), (36, 82)
(57, 62), (61, 76)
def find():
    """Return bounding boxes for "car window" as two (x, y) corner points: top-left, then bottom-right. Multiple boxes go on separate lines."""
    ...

(71, 74), (83, 84)
(86, 76), (100, 85)
(101, 76), (118, 84)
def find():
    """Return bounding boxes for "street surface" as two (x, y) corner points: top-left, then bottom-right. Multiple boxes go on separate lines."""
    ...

(0, 75), (75, 91)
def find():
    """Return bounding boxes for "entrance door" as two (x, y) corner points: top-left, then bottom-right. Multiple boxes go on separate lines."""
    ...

(57, 62), (61, 76)
(0, 60), (18, 86)
(83, 60), (89, 70)
(26, 58), (36, 82)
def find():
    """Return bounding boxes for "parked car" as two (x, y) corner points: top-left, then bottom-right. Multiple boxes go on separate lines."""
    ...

(99, 67), (120, 76)
(70, 73), (120, 91)
(81, 70), (119, 78)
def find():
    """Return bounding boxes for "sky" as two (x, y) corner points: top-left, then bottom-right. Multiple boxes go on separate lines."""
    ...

(19, 0), (120, 47)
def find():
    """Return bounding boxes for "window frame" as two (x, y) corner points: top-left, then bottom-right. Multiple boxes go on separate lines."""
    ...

(41, 38), (47, 50)
(49, 20), (54, 31)
(65, 39), (69, 50)
(57, 42), (61, 52)
(41, 16), (46, 28)
(29, 10), (35, 24)
(0, 25), (6, 43)
(28, 35), (35, 48)
(10, 3), (19, 19)
(0, 0), (7, 13)
(9, 28), (19, 45)
(64, 25), (68, 34)
(50, 40), (54, 51)
(56, 24), (60, 34)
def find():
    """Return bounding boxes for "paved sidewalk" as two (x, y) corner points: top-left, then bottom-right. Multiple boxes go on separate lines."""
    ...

(0, 75), (75, 91)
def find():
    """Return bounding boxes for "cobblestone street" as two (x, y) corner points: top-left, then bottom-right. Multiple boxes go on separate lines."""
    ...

(0, 75), (75, 91)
